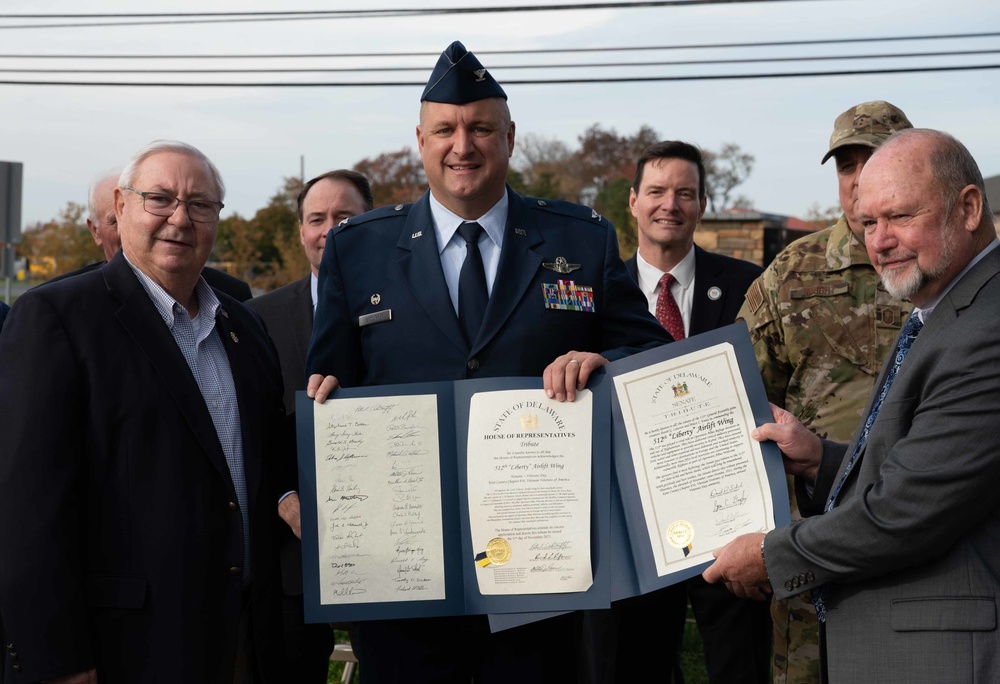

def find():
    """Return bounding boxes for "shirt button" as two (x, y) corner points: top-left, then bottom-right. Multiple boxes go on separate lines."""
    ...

(467, 359), (480, 371)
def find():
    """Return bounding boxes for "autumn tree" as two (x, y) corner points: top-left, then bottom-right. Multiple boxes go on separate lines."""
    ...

(511, 134), (575, 200)
(703, 143), (755, 213)
(353, 148), (426, 207)
(214, 176), (304, 290)
(20, 202), (102, 277)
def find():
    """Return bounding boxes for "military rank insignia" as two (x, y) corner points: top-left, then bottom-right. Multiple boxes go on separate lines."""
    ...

(542, 280), (595, 312)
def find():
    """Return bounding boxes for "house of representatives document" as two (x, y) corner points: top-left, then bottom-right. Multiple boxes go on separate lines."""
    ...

(465, 389), (594, 596)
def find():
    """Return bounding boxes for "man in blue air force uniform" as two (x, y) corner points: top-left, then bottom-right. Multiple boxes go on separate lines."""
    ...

(304, 41), (671, 684)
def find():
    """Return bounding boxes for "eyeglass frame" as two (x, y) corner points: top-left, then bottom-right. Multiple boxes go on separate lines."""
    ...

(122, 185), (225, 223)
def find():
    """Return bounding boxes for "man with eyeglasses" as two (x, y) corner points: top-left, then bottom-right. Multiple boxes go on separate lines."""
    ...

(0, 140), (336, 684)
(42, 171), (252, 302)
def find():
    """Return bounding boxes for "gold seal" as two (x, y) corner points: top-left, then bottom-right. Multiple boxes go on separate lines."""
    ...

(485, 537), (512, 566)
(666, 520), (694, 550)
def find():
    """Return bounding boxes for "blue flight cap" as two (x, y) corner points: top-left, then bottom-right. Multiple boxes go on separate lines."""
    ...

(421, 41), (507, 104)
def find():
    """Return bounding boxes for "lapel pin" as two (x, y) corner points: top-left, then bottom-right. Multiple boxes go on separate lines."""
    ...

(230, 331), (239, 343)
(220, 308), (229, 319)
(707, 286), (722, 301)
(543, 256), (581, 274)
(371, 294), (381, 305)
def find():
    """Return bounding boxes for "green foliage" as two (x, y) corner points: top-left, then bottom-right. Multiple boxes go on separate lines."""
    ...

(19, 201), (103, 276)
(594, 177), (637, 258)
(214, 177), (305, 290)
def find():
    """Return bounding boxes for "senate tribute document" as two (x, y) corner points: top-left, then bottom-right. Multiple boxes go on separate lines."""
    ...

(609, 324), (789, 592)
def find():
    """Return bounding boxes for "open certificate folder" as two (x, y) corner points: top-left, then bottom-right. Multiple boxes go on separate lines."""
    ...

(295, 376), (613, 623)
(295, 324), (789, 622)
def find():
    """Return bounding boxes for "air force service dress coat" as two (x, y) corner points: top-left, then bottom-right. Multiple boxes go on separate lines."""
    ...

(765, 245), (1000, 683)
(305, 186), (670, 683)
(0, 252), (286, 684)
(307, 187), (671, 385)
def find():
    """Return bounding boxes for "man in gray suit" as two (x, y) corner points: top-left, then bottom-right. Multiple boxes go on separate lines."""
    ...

(245, 169), (371, 683)
(704, 128), (1000, 683)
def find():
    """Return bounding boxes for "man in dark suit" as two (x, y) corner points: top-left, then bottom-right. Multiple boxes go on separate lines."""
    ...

(59, 171), (253, 301)
(248, 169), (373, 413)
(302, 41), (670, 684)
(0, 140), (333, 684)
(705, 129), (1000, 683)
(599, 141), (766, 684)
(246, 169), (372, 683)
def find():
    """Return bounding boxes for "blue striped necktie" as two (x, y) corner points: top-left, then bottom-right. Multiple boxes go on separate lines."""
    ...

(812, 311), (923, 621)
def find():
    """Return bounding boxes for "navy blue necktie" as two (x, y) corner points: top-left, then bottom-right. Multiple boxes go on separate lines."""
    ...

(457, 222), (488, 346)
(812, 311), (923, 621)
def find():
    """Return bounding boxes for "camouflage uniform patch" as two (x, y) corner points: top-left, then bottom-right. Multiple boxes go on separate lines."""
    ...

(738, 216), (912, 684)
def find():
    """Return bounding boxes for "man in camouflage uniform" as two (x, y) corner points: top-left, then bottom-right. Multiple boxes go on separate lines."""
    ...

(738, 101), (913, 683)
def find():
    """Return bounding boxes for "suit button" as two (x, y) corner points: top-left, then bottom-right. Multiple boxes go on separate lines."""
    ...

(797, 573), (807, 583)
(784, 580), (793, 591)
(467, 358), (480, 371)
(229, 566), (242, 575)
(228, 501), (238, 511)
(806, 571), (815, 582)
(13, 664), (21, 672)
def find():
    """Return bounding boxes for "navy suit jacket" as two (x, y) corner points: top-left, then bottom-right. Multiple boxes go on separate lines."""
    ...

(625, 245), (763, 336)
(307, 187), (671, 386)
(0, 253), (285, 683)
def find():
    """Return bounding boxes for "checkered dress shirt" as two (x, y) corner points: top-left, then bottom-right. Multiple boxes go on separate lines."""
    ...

(126, 257), (250, 581)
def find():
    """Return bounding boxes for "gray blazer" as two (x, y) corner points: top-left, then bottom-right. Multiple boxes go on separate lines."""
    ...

(765, 245), (1000, 683)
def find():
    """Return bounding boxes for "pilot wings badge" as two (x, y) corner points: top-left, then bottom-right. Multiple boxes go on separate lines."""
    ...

(542, 256), (581, 274)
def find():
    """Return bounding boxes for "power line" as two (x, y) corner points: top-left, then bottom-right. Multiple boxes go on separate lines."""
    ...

(0, 1), (799, 18)
(0, 48), (995, 74)
(0, 62), (995, 87)
(0, 0), (826, 30)
(1, 30), (996, 60)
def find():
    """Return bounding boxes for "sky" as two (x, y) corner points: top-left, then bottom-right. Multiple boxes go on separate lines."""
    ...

(0, 0), (998, 231)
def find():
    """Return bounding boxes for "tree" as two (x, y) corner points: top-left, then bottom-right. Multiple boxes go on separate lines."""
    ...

(703, 143), (755, 213)
(214, 177), (304, 290)
(574, 123), (660, 201)
(20, 202), (102, 277)
(511, 134), (575, 200)
(804, 202), (842, 230)
(353, 148), (426, 207)
(593, 177), (637, 257)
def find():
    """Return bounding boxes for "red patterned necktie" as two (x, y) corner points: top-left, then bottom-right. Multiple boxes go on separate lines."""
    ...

(655, 273), (685, 341)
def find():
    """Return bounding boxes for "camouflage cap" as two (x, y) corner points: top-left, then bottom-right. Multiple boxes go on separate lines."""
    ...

(821, 100), (913, 164)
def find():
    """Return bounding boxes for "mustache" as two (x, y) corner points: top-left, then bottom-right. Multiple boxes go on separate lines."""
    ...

(876, 249), (917, 265)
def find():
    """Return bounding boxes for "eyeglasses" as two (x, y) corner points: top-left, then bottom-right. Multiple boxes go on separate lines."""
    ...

(123, 185), (224, 223)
